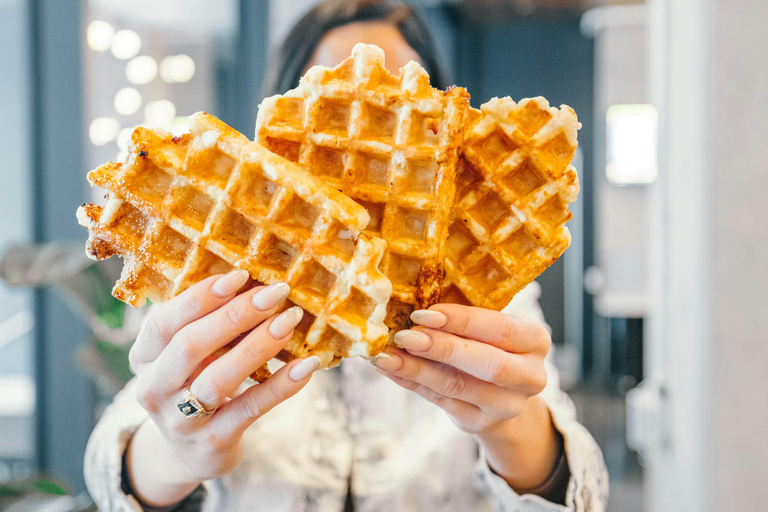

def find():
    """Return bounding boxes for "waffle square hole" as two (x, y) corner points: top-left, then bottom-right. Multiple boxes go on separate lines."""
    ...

(279, 196), (320, 232)
(186, 147), (237, 185)
(502, 228), (539, 259)
(440, 284), (472, 306)
(542, 133), (574, 164)
(298, 261), (337, 299)
(468, 192), (510, 233)
(318, 327), (353, 353)
(386, 253), (422, 288)
(239, 172), (279, 215)
(405, 159), (436, 194)
(311, 146), (346, 179)
(137, 266), (172, 301)
(131, 163), (173, 204)
(446, 222), (478, 262)
(258, 235), (298, 273)
(466, 256), (510, 294)
(358, 201), (384, 234)
(217, 207), (256, 253)
(189, 250), (235, 283)
(503, 158), (546, 197)
(480, 130), (516, 166)
(409, 111), (441, 146)
(327, 222), (357, 260)
(359, 153), (390, 186)
(314, 99), (351, 134)
(537, 196), (571, 227)
(269, 98), (304, 128)
(152, 227), (193, 265)
(113, 202), (149, 241)
(264, 137), (300, 163)
(385, 301), (414, 331)
(339, 287), (377, 323)
(398, 209), (428, 241)
(359, 103), (397, 141)
(171, 186), (214, 232)
(455, 158), (483, 201)
(515, 100), (553, 137)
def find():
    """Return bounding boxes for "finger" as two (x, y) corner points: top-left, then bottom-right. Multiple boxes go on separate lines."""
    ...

(147, 284), (291, 394)
(212, 356), (320, 439)
(410, 304), (550, 354)
(130, 270), (250, 367)
(373, 348), (523, 419)
(375, 366), (491, 431)
(189, 306), (305, 410)
(393, 328), (548, 393)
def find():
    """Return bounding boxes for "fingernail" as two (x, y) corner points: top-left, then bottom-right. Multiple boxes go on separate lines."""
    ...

(371, 351), (403, 372)
(394, 330), (431, 351)
(252, 283), (290, 310)
(211, 269), (250, 298)
(410, 310), (448, 329)
(269, 306), (303, 339)
(289, 356), (321, 382)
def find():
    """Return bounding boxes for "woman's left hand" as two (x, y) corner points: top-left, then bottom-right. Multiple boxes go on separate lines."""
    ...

(372, 304), (562, 492)
(372, 304), (550, 434)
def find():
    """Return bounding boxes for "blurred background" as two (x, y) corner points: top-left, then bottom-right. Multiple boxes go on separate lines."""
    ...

(0, 0), (765, 510)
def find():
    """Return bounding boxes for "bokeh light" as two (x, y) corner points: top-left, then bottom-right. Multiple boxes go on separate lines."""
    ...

(116, 127), (135, 152)
(110, 29), (141, 60)
(144, 99), (176, 127)
(126, 56), (158, 85)
(160, 55), (196, 83)
(87, 20), (114, 52)
(114, 87), (142, 116)
(89, 117), (120, 146)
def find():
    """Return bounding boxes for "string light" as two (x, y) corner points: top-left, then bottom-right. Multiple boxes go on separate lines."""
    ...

(111, 29), (141, 60)
(87, 20), (114, 52)
(89, 117), (120, 146)
(126, 56), (158, 85)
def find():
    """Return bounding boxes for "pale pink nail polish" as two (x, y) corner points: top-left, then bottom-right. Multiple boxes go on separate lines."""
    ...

(394, 330), (431, 351)
(289, 356), (321, 382)
(410, 310), (448, 329)
(252, 283), (290, 310)
(211, 269), (250, 298)
(269, 306), (303, 339)
(371, 351), (403, 372)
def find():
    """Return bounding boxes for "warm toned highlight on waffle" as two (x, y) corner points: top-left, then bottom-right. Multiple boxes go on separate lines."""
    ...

(441, 97), (580, 311)
(77, 112), (393, 376)
(256, 43), (469, 335)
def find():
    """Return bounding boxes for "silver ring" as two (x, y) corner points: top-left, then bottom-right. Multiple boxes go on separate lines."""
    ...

(177, 388), (216, 419)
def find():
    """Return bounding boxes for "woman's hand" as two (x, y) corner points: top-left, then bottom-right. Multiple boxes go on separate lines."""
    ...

(126, 270), (319, 507)
(372, 304), (562, 491)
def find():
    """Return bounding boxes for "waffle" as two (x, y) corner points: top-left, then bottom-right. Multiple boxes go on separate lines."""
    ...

(440, 97), (580, 311)
(256, 43), (469, 335)
(77, 112), (393, 377)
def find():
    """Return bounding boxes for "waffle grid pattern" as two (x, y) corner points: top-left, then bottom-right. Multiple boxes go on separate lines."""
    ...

(257, 43), (469, 333)
(78, 112), (392, 370)
(441, 97), (580, 310)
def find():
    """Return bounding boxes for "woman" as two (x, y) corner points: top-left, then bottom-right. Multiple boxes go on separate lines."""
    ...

(84, 2), (609, 511)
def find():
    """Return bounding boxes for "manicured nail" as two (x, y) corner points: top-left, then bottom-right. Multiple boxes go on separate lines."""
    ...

(211, 269), (250, 298)
(289, 356), (321, 382)
(410, 309), (448, 328)
(394, 330), (431, 351)
(252, 283), (290, 310)
(371, 351), (403, 372)
(269, 306), (303, 339)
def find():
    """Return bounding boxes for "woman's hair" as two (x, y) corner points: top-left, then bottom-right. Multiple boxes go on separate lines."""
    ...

(261, 0), (449, 98)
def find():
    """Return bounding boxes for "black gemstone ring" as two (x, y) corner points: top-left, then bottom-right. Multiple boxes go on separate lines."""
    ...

(177, 388), (216, 419)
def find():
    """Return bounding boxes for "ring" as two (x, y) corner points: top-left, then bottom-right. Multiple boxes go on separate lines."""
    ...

(177, 388), (217, 419)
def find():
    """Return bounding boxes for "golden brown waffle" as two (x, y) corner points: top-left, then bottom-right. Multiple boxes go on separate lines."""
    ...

(440, 97), (580, 311)
(256, 43), (469, 334)
(77, 112), (393, 376)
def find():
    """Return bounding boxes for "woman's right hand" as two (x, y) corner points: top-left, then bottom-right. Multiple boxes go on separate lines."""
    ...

(125, 269), (318, 507)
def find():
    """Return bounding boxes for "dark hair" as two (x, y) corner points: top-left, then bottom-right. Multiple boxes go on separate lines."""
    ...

(261, 0), (450, 98)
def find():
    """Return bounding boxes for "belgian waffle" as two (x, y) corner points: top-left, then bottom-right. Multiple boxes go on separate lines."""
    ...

(77, 112), (393, 376)
(440, 97), (580, 311)
(256, 43), (469, 334)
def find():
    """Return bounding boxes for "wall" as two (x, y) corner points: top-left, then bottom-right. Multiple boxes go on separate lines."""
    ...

(646, 0), (768, 510)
